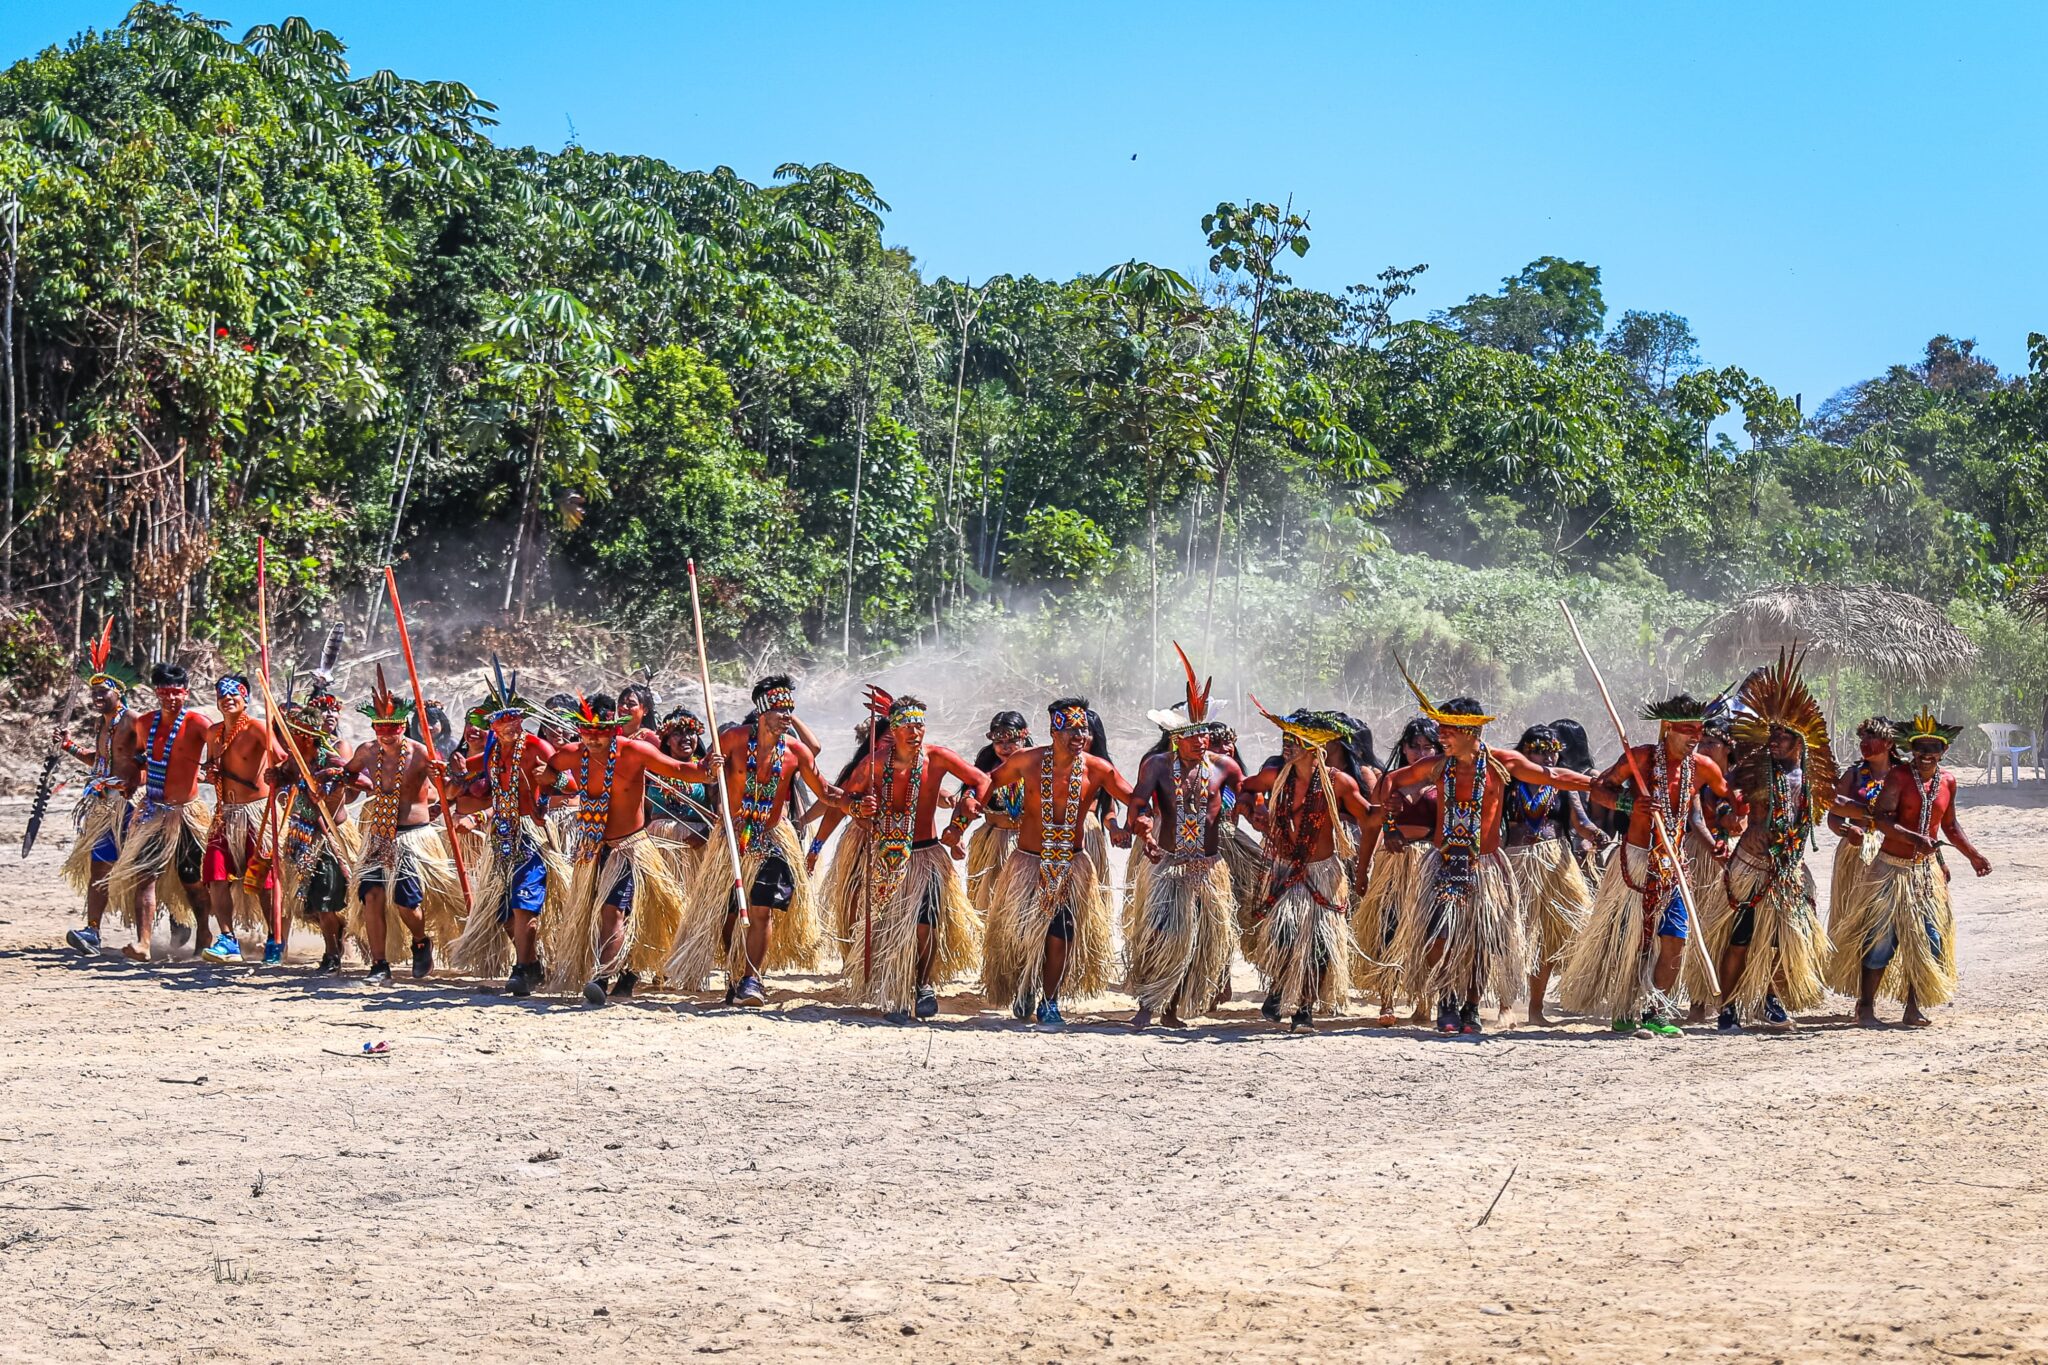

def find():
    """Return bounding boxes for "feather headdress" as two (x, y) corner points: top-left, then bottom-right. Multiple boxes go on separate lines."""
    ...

(83, 618), (118, 688)
(1250, 693), (1350, 747)
(1393, 654), (1495, 728)
(1148, 642), (1219, 735)
(356, 664), (416, 724)
(483, 653), (526, 721)
(1732, 648), (1836, 822)
(572, 692), (631, 729)
(1899, 707), (1962, 748)
(1640, 694), (1709, 723)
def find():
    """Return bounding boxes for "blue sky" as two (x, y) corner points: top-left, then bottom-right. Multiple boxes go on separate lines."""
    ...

(8, 1), (2044, 412)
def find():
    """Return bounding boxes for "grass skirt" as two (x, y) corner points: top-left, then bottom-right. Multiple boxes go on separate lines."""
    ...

(206, 801), (273, 939)
(278, 817), (361, 925)
(1353, 842), (1424, 1005)
(838, 842), (979, 1012)
(61, 785), (130, 897)
(1391, 848), (1521, 1009)
(448, 819), (570, 979)
(818, 818), (869, 953)
(1247, 856), (1351, 1016)
(1506, 837), (1592, 974)
(106, 800), (210, 934)
(1223, 827), (1271, 955)
(1559, 843), (1682, 1020)
(541, 827), (689, 995)
(665, 820), (819, 989)
(1823, 850), (1957, 1006)
(1123, 853), (1235, 1018)
(985, 847), (1113, 1010)
(965, 820), (1016, 914)
(346, 823), (464, 967)
(1684, 846), (1829, 1014)
(1828, 833), (1879, 947)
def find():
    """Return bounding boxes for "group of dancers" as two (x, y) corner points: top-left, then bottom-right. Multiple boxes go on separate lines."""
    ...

(50, 622), (1992, 1035)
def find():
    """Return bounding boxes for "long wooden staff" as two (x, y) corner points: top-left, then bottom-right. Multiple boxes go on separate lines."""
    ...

(248, 539), (287, 941)
(383, 566), (473, 905)
(687, 560), (749, 952)
(1558, 600), (1719, 997)
(252, 538), (346, 853)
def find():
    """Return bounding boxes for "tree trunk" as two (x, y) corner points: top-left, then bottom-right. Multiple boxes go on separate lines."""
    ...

(841, 395), (868, 658)
(502, 411), (547, 617)
(2, 201), (17, 596)
(1204, 288), (1267, 649)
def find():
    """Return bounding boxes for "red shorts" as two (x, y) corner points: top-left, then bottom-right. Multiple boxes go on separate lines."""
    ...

(203, 824), (276, 889)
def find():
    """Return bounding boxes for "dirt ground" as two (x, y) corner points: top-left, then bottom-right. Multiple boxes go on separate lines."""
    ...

(0, 774), (2043, 1363)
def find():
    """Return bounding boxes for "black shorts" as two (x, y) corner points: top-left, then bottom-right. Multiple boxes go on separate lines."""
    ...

(749, 849), (797, 912)
(1727, 902), (1757, 948)
(174, 828), (203, 886)
(1044, 905), (1076, 942)
(301, 852), (348, 919)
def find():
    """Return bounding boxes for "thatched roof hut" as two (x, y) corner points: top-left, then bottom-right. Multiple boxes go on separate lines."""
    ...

(1692, 582), (1977, 689)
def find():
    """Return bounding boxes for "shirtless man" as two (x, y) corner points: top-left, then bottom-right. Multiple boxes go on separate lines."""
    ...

(1559, 695), (1739, 1038)
(834, 695), (991, 1022)
(969, 696), (1137, 1029)
(1373, 689), (1593, 1036)
(58, 638), (138, 956)
(106, 664), (213, 961)
(553, 693), (703, 1004)
(1238, 708), (1375, 1031)
(197, 674), (282, 964)
(447, 688), (561, 996)
(1829, 711), (1990, 1027)
(337, 672), (450, 983)
(668, 675), (842, 1008)
(1124, 695), (1244, 1029)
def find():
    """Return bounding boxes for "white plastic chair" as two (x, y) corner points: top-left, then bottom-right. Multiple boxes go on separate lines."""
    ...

(1978, 723), (2035, 785)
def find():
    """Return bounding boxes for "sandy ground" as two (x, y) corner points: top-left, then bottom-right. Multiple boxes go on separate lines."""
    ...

(0, 775), (2043, 1363)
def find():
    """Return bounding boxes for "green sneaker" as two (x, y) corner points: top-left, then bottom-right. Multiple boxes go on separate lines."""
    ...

(1637, 1012), (1684, 1039)
(1611, 1017), (1636, 1034)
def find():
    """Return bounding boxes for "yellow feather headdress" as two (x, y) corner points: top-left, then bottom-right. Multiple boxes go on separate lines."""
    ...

(1394, 654), (1496, 728)
(1732, 648), (1837, 823)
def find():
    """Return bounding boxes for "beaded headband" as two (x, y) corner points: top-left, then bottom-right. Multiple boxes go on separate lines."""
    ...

(759, 685), (796, 713)
(216, 677), (249, 701)
(1048, 703), (1089, 733)
(888, 699), (927, 725)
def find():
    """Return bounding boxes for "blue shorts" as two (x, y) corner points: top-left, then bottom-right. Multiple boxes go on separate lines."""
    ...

(356, 860), (425, 911)
(1656, 890), (1690, 940)
(495, 846), (549, 923)
(601, 854), (635, 914)
(92, 831), (121, 863)
(1862, 919), (1943, 972)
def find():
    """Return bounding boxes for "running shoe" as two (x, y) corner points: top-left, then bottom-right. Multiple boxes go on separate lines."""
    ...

(1034, 998), (1065, 1031)
(410, 939), (434, 980)
(66, 927), (101, 955)
(1762, 993), (1791, 1028)
(1012, 990), (1037, 1022)
(735, 974), (766, 1007)
(1437, 1000), (1462, 1035)
(1289, 1007), (1314, 1033)
(582, 980), (610, 1007)
(914, 985), (938, 1020)
(365, 960), (394, 985)
(316, 952), (340, 974)
(610, 971), (638, 1000)
(1260, 991), (1283, 1023)
(883, 1008), (911, 1025)
(1610, 1017), (1636, 1034)
(506, 964), (533, 997)
(1459, 1002), (1483, 1036)
(201, 932), (242, 965)
(1715, 1005), (1741, 1033)
(1636, 1012), (1684, 1039)
(261, 939), (283, 966)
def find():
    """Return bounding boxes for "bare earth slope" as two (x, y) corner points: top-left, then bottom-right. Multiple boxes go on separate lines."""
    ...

(0, 779), (2042, 1362)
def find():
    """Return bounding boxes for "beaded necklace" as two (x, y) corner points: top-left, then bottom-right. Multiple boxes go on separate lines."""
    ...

(1431, 755), (1490, 917)
(1035, 748), (1086, 914)
(1913, 769), (1943, 839)
(1270, 759), (1329, 863)
(573, 736), (619, 863)
(737, 726), (786, 852)
(284, 740), (336, 876)
(1851, 759), (1887, 805)
(79, 707), (129, 806)
(143, 708), (188, 810)
(1170, 751), (1211, 856)
(364, 739), (403, 868)
(1622, 741), (1696, 918)
(1510, 779), (1557, 834)
(486, 730), (529, 859)
(868, 742), (925, 907)
(209, 710), (248, 791)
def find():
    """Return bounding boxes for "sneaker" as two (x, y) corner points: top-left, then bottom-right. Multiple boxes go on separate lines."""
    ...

(1459, 1003), (1483, 1036)
(1610, 1017), (1636, 1034)
(261, 939), (283, 966)
(1637, 1012), (1683, 1039)
(1260, 991), (1282, 1023)
(506, 963), (535, 996)
(1715, 1004), (1741, 1033)
(201, 932), (242, 965)
(582, 979), (610, 1007)
(609, 971), (638, 1000)
(66, 927), (101, 955)
(883, 1008), (911, 1025)
(365, 960), (394, 985)
(1289, 1007), (1314, 1033)
(734, 974), (766, 1007)
(316, 952), (340, 974)
(410, 939), (434, 980)
(1762, 993), (1791, 1028)
(1012, 990), (1038, 1023)
(914, 985), (938, 1020)
(1034, 998), (1065, 1031)
(1437, 1000), (1461, 1035)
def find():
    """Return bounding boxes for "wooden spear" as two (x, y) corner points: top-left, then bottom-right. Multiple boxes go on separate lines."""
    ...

(383, 566), (473, 905)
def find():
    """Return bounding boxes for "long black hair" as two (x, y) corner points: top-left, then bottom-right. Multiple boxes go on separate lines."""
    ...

(1336, 714), (1382, 775)
(974, 709), (1030, 772)
(1394, 715), (1442, 765)
(835, 716), (888, 786)
(1085, 707), (1114, 819)
(1550, 718), (1596, 774)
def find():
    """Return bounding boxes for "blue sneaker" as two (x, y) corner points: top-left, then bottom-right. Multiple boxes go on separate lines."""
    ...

(66, 927), (102, 955)
(201, 932), (242, 965)
(1716, 1004), (1742, 1033)
(914, 985), (939, 1020)
(1034, 998), (1065, 1030)
(1762, 994), (1793, 1030)
(262, 939), (283, 966)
